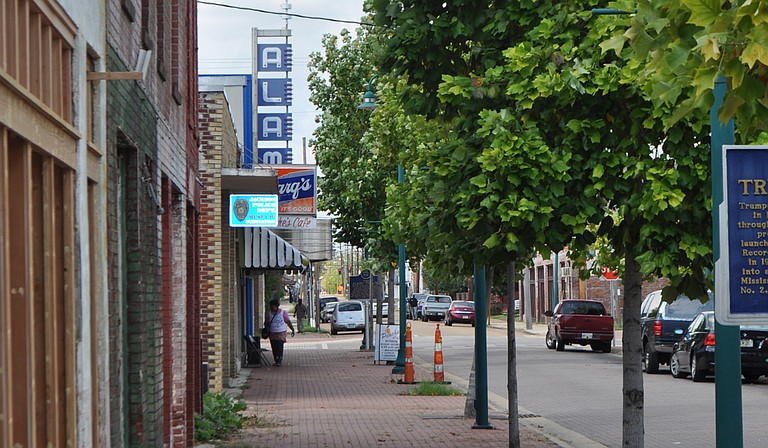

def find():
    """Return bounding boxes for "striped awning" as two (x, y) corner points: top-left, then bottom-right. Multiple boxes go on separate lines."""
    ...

(242, 227), (307, 270)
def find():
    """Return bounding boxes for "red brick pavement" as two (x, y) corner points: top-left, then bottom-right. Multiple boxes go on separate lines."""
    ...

(217, 333), (559, 448)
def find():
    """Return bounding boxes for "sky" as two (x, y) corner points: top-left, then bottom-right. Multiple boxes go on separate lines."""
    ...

(197, 0), (367, 165)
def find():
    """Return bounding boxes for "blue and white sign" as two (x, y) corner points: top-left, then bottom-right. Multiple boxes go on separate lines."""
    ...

(257, 113), (293, 141)
(257, 44), (292, 72)
(259, 147), (293, 164)
(257, 78), (292, 106)
(229, 194), (278, 228)
(716, 145), (768, 324)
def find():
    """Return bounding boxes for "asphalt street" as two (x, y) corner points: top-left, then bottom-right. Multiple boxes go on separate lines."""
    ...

(405, 318), (768, 448)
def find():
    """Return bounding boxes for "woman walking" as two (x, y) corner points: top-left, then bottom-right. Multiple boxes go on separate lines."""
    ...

(264, 299), (295, 366)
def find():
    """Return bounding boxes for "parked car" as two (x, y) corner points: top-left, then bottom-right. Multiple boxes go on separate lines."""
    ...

(372, 300), (389, 318)
(319, 296), (339, 311)
(421, 295), (452, 321)
(670, 311), (768, 382)
(416, 295), (428, 320)
(445, 301), (475, 326)
(331, 300), (365, 335)
(544, 299), (614, 353)
(320, 301), (338, 323)
(641, 290), (714, 373)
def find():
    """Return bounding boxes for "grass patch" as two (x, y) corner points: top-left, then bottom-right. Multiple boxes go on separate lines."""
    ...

(405, 381), (463, 396)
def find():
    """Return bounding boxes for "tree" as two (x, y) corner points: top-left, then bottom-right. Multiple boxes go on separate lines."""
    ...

(308, 28), (398, 266)
(617, 0), (768, 139)
(372, 2), (712, 446)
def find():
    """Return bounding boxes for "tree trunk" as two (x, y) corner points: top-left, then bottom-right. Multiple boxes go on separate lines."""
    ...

(464, 354), (477, 418)
(622, 249), (644, 446)
(508, 261), (520, 447)
(523, 266), (533, 329)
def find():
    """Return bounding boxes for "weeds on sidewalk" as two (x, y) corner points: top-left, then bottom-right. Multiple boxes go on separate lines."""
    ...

(405, 381), (463, 396)
(194, 392), (247, 442)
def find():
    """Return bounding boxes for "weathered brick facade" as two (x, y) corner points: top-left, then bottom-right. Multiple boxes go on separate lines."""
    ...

(105, 1), (199, 446)
(198, 91), (242, 392)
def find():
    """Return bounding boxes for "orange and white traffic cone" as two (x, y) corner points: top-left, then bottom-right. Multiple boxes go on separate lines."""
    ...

(434, 323), (444, 383)
(404, 323), (415, 383)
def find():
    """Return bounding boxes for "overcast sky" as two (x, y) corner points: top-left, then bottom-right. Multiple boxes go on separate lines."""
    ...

(198, 0), (367, 165)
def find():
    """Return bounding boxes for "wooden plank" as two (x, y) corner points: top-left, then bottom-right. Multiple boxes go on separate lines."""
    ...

(27, 150), (43, 448)
(18, 0), (29, 89)
(8, 133), (30, 446)
(0, 81), (78, 169)
(42, 157), (59, 446)
(60, 46), (71, 123)
(29, 10), (42, 98)
(52, 38), (62, 119)
(0, 128), (9, 448)
(40, 23), (51, 108)
(4, 0), (18, 79)
(61, 168), (76, 447)
(86, 71), (143, 81)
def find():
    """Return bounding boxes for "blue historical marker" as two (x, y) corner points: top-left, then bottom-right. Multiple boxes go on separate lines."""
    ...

(716, 145), (768, 324)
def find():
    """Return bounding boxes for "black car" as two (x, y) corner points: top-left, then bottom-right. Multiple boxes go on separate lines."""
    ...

(640, 290), (714, 373)
(670, 311), (768, 382)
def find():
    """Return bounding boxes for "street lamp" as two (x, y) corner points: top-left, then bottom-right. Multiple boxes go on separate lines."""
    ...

(358, 76), (407, 374)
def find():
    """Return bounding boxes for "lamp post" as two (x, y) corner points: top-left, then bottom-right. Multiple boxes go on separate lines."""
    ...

(358, 76), (406, 373)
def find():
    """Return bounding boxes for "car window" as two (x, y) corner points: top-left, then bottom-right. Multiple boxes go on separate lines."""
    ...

(689, 314), (706, 332)
(644, 293), (662, 319)
(452, 301), (473, 308)
(433, 296), (451, 303)
(664, 294), (714, 319)
(338, 302), (362, 312)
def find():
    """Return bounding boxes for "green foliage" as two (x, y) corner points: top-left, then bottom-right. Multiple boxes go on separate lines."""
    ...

(406, 381), (463, 396)
(373, 0), (713, 301)
(621, 0), (768, 139)
(194, 392), (247, 442)
(421, 262), (469, 297)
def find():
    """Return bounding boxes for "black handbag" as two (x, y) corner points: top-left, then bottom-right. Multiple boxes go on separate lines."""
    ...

(262, 311), (280, 339)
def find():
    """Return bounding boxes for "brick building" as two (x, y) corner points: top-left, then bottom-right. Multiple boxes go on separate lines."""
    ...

(103, 0), (201, 446)
(519, 251), (669, 324)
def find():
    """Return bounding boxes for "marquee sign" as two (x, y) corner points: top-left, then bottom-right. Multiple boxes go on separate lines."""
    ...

(257, 44), (292, 72)
(276, 166), (316, 215)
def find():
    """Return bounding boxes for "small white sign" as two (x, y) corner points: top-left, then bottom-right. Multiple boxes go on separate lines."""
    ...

(375, 325), (400, 363)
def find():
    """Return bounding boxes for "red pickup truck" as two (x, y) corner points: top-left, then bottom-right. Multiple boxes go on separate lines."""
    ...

(544, 300), (614, 353)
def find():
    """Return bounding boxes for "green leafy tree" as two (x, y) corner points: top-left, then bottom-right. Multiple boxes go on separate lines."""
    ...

(616, 0), (768, 139)
(308, 28), (397, 265)
(372, 2), (712, 446)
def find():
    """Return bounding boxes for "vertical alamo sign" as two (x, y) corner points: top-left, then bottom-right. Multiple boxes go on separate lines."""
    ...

(716, 145), (768, 325)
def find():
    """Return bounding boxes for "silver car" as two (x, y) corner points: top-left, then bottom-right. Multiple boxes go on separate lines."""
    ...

(320, 301), (338, 323)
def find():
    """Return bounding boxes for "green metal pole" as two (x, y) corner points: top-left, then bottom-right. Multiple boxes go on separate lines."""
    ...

(392, 165), (406, 374)
(473, 263), (493, 429)
(553, 253), (559, 307)
(711, 76), (743, 447)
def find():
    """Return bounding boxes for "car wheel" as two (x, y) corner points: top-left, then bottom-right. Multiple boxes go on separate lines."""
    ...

(556, 336), (565, 352)
(422, 314), (427, 322)
(471, 320), (475, 327)
(601, 342), (612, 354)
(545, 331), (557, 350)
(691, 355), (706, 382)
(331, 327), (337, 335)
(643, 345), (660, 374)
(445, 318), (452, 326)
(743, 373), (761, 382)
(670, 352), (687, 378)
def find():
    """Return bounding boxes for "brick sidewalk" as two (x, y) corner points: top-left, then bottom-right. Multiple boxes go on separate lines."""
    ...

(214, 334), (559, 448)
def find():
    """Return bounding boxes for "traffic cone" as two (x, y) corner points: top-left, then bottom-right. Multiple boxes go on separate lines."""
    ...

(404, 323), (415, 383)
(434, 323), (444, 383)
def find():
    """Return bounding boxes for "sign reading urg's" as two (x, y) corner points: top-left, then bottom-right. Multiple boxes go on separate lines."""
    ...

(277, 166), (316, 215)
